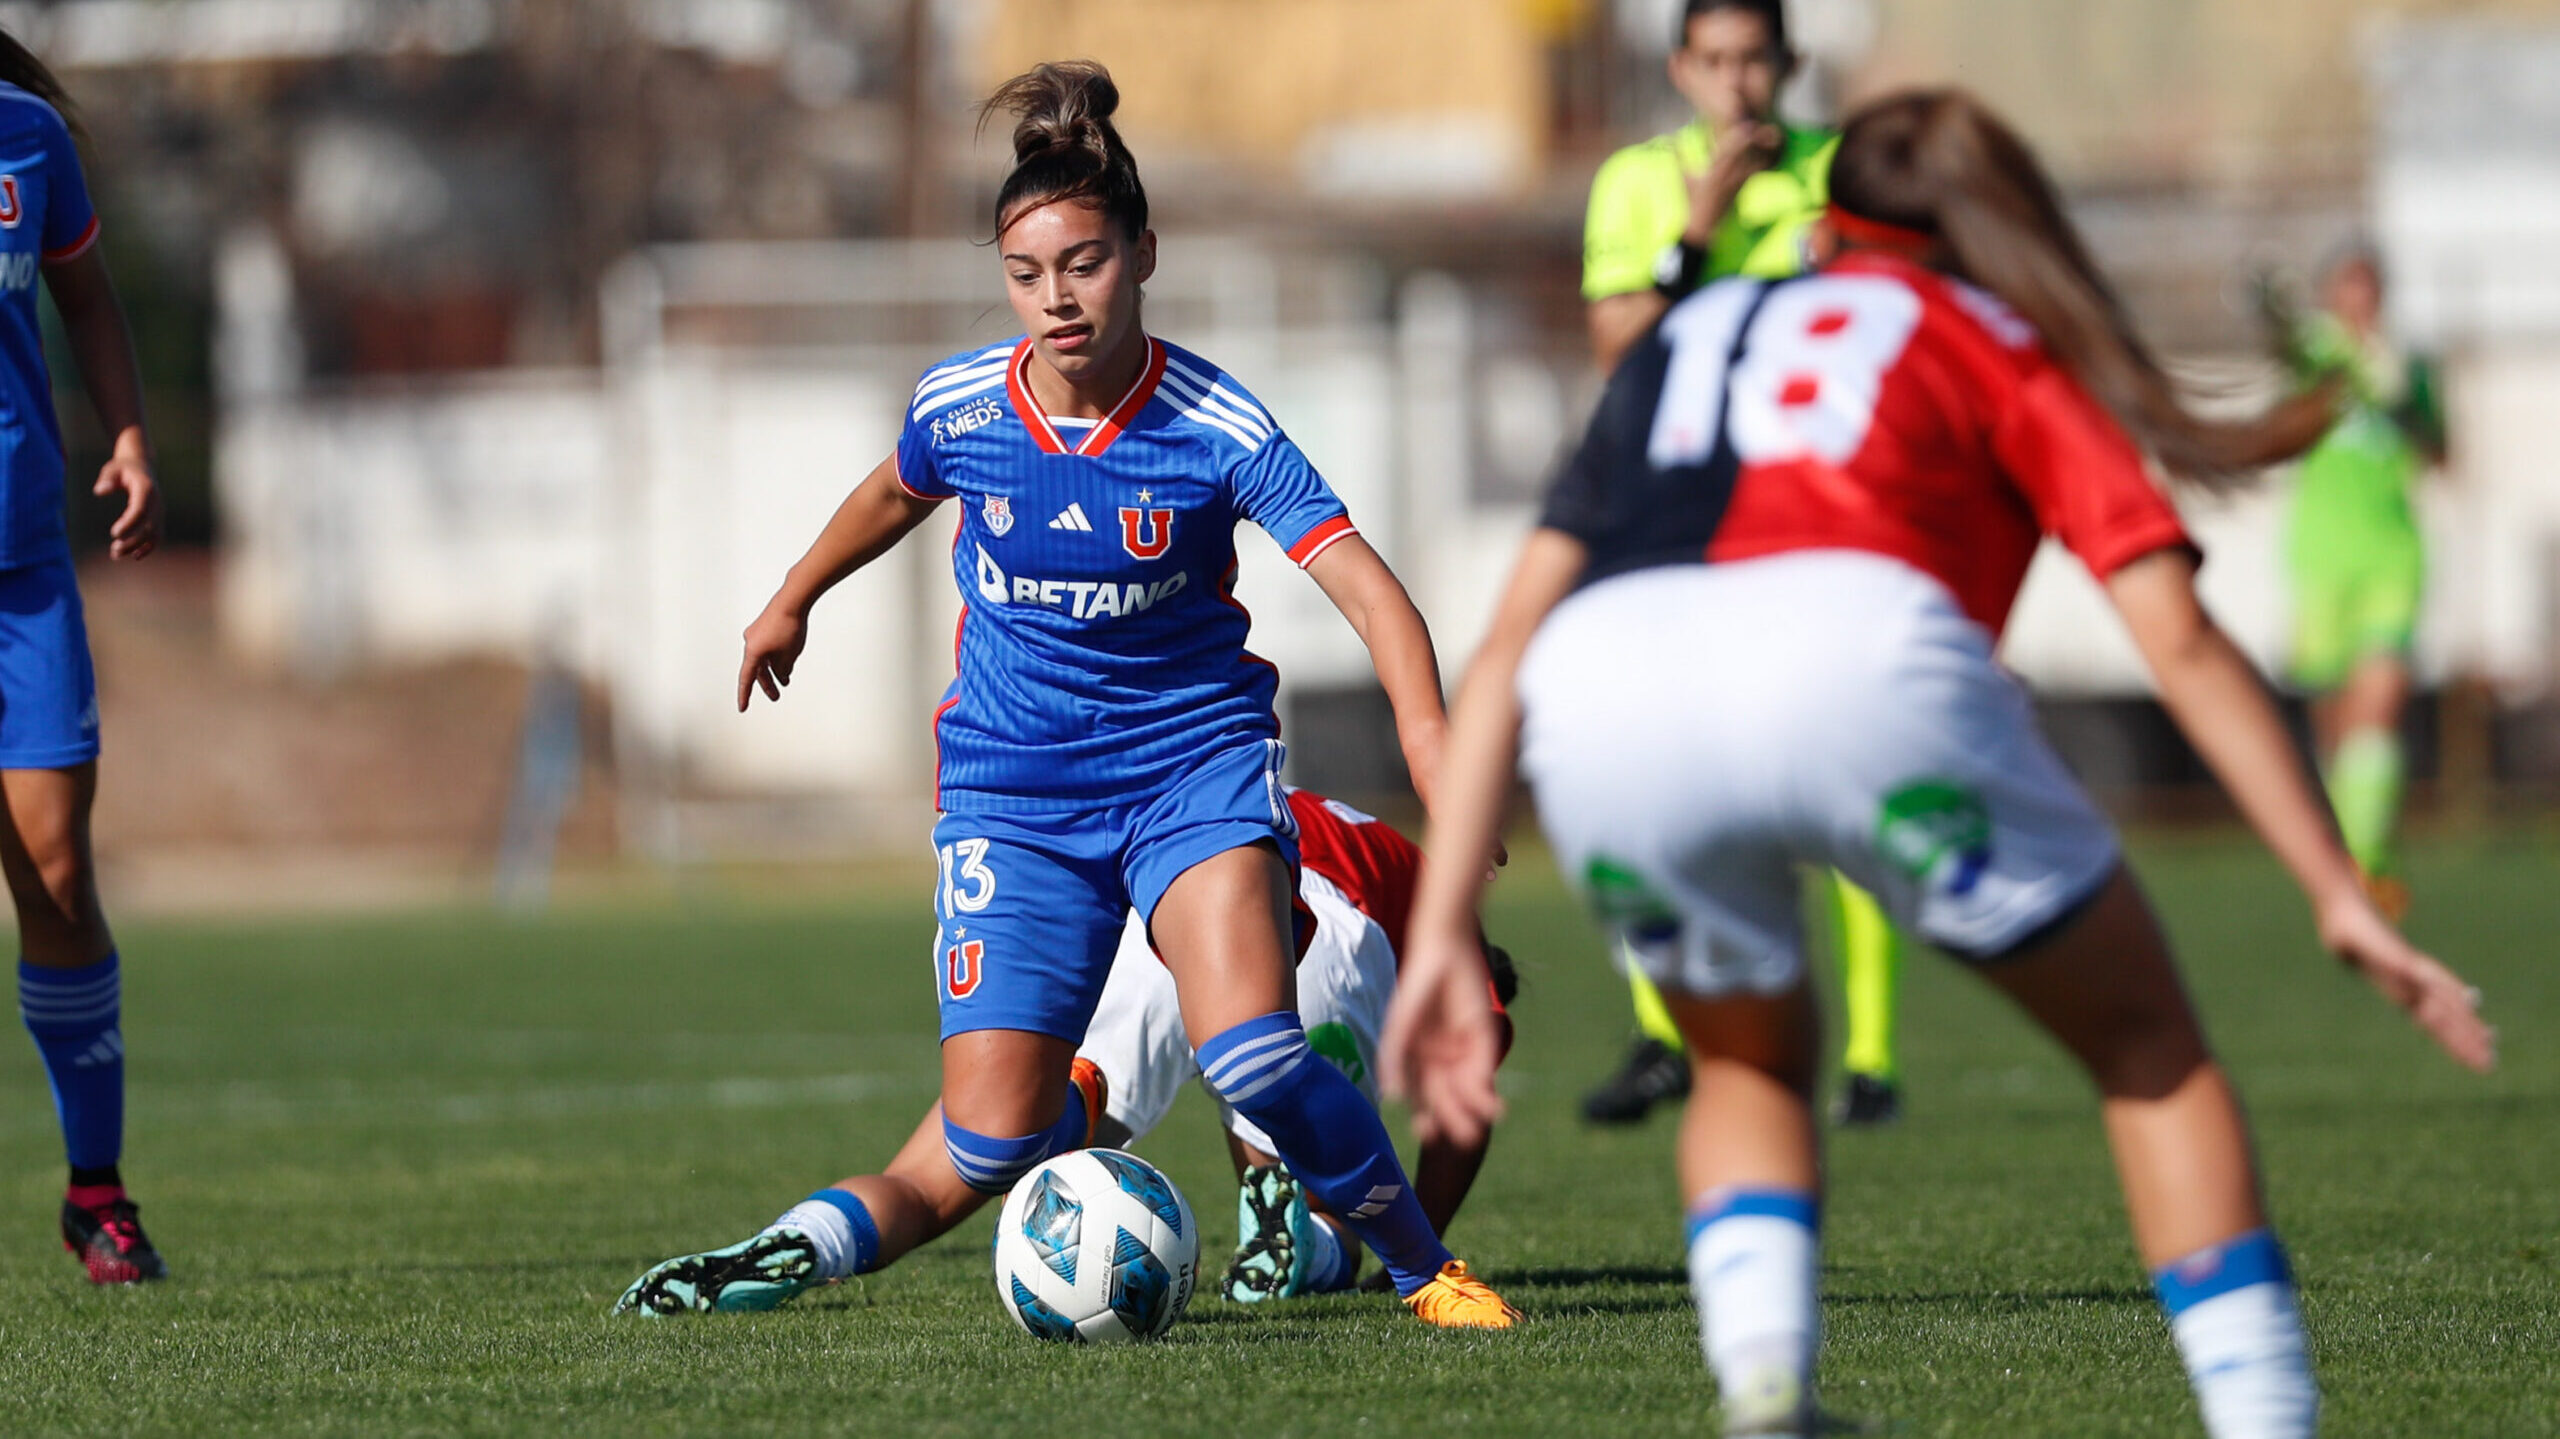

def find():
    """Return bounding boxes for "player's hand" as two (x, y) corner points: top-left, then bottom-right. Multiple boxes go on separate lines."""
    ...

(2316, 890), (2495, 1072)
(1380, 927), (1505, 1149)
(95, 454), (160, 561)
(737, 602), (809, 711)
(1687, 122), (1781, 244)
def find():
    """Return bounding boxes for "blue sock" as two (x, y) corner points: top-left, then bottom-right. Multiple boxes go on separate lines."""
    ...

(19, 954), (122, 1173)
(1197, 1012), (1453, 1296)
(2153, 1229), (2317, 1438)
(941, 1085), (1089, 1197)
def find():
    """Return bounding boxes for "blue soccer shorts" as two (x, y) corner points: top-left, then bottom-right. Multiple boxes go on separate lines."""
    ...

(929, 737), (1300, 1043)
(0, 558), (99, 769)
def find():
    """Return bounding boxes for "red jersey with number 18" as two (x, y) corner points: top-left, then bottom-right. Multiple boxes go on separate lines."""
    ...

(1540, 251), (2191, 636)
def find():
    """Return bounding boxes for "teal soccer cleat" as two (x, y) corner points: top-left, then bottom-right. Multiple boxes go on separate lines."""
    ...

(614, 1228), (824, 1315)
(1222, 1164), (1349, 1302)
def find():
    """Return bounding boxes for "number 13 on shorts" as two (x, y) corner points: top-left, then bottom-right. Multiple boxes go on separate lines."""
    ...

(937, 839), (995, 1000)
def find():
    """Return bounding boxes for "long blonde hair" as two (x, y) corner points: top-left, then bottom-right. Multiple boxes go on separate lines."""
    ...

(1830, 90), (2329, 490)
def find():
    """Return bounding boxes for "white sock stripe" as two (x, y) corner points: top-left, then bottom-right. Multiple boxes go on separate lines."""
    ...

(22, 1002), (121, 1027)
(1199, 1028), (1306, 1089)
(19, 971), (119, 998)
(1213, 1066), (1299, 1108)
(20, 993), (120, 1011)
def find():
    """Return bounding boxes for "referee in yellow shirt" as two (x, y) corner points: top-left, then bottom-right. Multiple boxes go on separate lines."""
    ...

(1576, 0), (1906, 1128)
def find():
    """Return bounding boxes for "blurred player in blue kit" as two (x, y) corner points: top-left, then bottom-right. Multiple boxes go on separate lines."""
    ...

(0, 31), (168, 1286)
(618, 60), (1516, 1329)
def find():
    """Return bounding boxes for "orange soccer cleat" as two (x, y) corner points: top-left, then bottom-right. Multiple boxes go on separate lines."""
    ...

(1069, 1056), (1109, 1146)
(1402, 1260), (1521, 1329)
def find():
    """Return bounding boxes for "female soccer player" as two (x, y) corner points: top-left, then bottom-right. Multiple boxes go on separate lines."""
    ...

(621, 61), (1514, 1328)
(0, 33), (166, 1285)
(2261, 245), (2442, 917)
(1384, 91), (2493, 1437)
(1074, 786), (1520, 1303)
(1579, 0), (1907, 1129)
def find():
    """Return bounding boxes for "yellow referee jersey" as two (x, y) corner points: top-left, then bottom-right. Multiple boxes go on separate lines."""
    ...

(1581, 118), (1838, 301)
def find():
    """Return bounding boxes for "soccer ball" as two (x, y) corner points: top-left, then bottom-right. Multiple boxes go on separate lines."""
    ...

(993, 1148), (1198, 1343)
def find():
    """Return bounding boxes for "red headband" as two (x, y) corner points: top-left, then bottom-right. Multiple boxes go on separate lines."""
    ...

(1826, 204), (1936, 257)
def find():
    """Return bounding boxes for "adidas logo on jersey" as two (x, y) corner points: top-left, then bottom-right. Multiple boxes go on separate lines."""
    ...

(1048, 503), (1094, 532)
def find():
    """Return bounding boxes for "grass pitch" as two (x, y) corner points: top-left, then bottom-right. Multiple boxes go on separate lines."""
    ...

(0, 833), (2552, 1436)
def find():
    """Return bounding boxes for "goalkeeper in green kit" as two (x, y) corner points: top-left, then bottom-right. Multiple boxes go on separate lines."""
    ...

(2261, 243), (2444, 919)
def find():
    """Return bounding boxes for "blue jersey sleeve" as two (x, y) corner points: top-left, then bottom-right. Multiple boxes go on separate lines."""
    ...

(1233, 434), (1357, 568)
(35, 105), (96, 263)
(893, 407), (951, 500)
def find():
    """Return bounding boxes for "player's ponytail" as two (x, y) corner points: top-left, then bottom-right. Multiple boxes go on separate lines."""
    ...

(1830, 90), (2329, 492)
(981, 60), (1148, 242)
(0, 27), (77, 136)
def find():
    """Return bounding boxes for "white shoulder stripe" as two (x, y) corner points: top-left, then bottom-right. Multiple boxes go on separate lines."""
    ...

(911, 360), (1011, 417)
(1163, 357), (1276, 433)
(1156, 366), (1271, 440)
(1166, 396), (1265, 452)
(1157, 369), (1271, 449)
(913, 373), (1005, 420)
(917, 344), (1011, 389)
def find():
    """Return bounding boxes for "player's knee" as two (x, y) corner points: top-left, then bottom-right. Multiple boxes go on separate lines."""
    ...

(8, 822), (93, 929)
(940, 1112), (1057, 1196)
(2076, 996), (2212, 1101)
(1195, 1012), (1313, 1116)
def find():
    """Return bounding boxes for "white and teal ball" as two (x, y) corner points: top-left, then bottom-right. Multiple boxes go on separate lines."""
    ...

(993, 1148), (1198, 1343)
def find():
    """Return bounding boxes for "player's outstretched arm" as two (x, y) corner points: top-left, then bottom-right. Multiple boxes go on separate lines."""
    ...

(738, 453), (942, 710)
(2105, 548), (2494, 1072)
(1384, 530), (1587, 1146)
(44, 246), (158, 561)
(1307, 535), (1449, 807)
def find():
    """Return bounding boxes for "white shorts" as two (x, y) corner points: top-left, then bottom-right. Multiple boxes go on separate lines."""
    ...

(1074, 869), (1395, 1155)
(1518, 551), (2119, 999)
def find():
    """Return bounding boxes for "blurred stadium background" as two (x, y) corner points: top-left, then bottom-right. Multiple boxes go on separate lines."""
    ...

(19, 0), (2560, 908)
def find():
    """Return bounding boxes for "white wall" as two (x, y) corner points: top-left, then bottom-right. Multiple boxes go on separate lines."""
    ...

(212, 239), (2560, 857)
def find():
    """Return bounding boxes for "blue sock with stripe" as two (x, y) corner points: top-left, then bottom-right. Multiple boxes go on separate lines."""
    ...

(19, 954), (123, 1173)
(2152, 1229), (2316, 1438)
(1685, 1186), (1820, 1433)
(1197, 1011), (1452, 1297)
(941, 1091), (1091, 1196)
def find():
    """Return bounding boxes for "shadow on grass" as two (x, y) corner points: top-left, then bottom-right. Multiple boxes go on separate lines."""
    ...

(1828, 1283), (2151, 1309)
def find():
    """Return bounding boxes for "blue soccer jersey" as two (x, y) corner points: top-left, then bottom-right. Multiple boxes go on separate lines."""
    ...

(896, 336), (1359, 811)
(0, 86), (95, 568)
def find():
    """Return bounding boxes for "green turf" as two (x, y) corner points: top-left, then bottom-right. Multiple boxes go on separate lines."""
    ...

(0, 834), (2551, 1436)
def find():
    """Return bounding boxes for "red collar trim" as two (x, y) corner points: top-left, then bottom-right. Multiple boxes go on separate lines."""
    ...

(1007, 336), (1165, 458)
(1827, 204), (1937, 259)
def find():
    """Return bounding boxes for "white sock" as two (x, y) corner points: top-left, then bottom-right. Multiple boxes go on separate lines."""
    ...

(769, 1199), (857, 1281)
(2155, 1229), (2317, 1439)
(1297, 1213), (1350, 1293)
(2168, 1282), (2317, 1438)
(1687, 1189), (1819, 1435)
